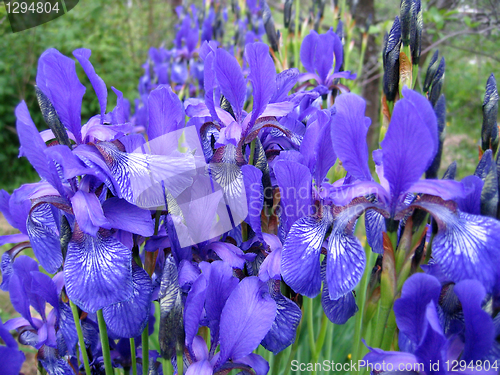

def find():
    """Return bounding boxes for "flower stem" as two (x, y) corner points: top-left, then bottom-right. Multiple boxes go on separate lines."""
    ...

(69, 300), (92, 375)
(97, 309), (114, 375)
(325, 320), (334, 363)
(307, 297), (316, 357)
(142, 322), (150, 373)
(311, 312), (329, 375)
(177, 352), (183, 375)
(130, 338), (137, 375)
(353, 242), (374, 363)
(163, 358), (173, 375)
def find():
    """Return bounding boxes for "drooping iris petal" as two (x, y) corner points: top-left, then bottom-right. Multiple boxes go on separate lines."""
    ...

(103, 263), (152, 338)
(147, 85), (185, 141)
(274, 160), (312, 235)
(454, 279), (494, 361)
(281, 214), (330, 298)
(413, 198), (500, 291)
(64, 227), (133, 312)
(219, 277), (277, 363)
(70, 190), (109, 236)
(215, 49), (246, 121)
(331, 93), (372, 182)
(26, 203), (62, 274)
(321, 260), (358, 324)
(102, 197), (154, 237)
(36, 48), (85, 144)
(393, 273), (441, 346)
(326, 203), (371, 300)
(73, 48), (107, 119)
(261, 280), (301, 354)
(94, 142), (196, 209)
(245, 42), (276, 124)
(326, 230), (365, 300)
(381, 88), (437, 206)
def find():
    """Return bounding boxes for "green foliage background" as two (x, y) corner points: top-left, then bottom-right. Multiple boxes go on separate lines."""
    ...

(0, 0), (176, 191)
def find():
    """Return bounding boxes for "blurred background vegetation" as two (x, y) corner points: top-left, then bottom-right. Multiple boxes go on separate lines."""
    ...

(0, 0), (498, 194)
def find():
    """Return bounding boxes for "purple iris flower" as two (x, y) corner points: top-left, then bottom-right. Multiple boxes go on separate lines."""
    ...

(281, 87), (500, 311)
(1, 49), (194, 333)
(298, 29), (356, 96)
(329, 88), (500, 292)
(186, 41), (294, 147)
(363, 273), (497, 374)
(183, 261), (277, 374)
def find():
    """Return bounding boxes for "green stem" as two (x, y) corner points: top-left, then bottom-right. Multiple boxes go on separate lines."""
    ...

(248, 139), (257, 166)
(142, 322), (150, 373)
(325, 321), (334, 363)
(130, 338), (138, 375)
(97, 309), (114, 375)
(353, 243), (374, 363)
(69, 301), (92, 375)
(293, 0), (300, 69)
(177, 351), (183, 375)
(311, 313), (329, 371)
(307, 297), (316, 356)
(271, 349), (284, 375)
(164, 358), (173, 375)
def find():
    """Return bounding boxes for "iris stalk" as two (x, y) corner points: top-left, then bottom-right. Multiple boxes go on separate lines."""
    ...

(352, 239), (374, 364)
(130, 338), (138, 375)
(70, 300), (92, 375)
(97, 309), (114, 375)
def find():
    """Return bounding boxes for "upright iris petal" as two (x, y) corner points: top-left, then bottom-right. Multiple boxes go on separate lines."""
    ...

(331, 93), (372, 182)
(381, 87), (437, 208)
(218, 276), (277, 364)
(36, 48), (86, 144)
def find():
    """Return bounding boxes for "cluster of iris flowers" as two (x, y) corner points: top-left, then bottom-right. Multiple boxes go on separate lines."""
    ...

(1, 0), (500, 374)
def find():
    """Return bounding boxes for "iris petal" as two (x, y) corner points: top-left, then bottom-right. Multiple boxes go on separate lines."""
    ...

(64, 227), (133, 312)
